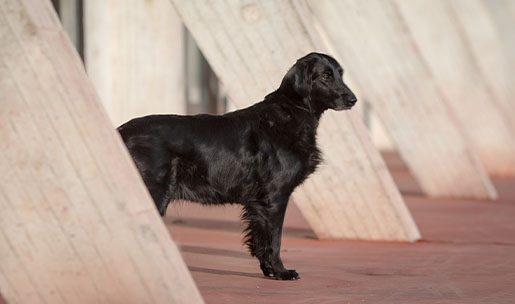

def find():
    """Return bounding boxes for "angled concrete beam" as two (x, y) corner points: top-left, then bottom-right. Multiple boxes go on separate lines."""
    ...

(448, 0), (515, 134)
(484, 0), (515, 108)
(307, 0), (497, 199)
(170, 0), (420, 241)
(394, 0), (515, 176)
(0, 1), (203, 303)
(84, 0), (186, 126)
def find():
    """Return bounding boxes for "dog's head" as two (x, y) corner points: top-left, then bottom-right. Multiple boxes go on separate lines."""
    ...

(279, 52), (357, 112)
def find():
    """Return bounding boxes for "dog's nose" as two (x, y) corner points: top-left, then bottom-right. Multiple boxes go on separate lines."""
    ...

(348, 96), (357, 105)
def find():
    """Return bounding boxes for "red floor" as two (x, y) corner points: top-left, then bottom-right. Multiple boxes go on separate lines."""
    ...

(167, 153), (515, 303)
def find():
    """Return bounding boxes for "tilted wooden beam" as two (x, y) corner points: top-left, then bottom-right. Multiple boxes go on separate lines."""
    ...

(393, 0), (515, 176)
(307, 0), (497, 199)
(170, 0), (420, 241)
(84, 0), (186, 126)
(0, 1), (203, 303)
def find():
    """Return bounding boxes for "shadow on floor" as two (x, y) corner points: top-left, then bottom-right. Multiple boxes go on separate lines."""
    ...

(180, 245), (252, 260)
(188, 266), (266, 279)
(166, 217), (316, 239)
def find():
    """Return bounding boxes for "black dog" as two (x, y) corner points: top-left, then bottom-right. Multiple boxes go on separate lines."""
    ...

(118, 53), (357, 280)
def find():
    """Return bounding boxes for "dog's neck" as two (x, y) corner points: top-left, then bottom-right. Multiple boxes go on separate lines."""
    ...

(262, 90), (323, 153)
(267, 90), (325, 121)
(262, 90), (322, 168)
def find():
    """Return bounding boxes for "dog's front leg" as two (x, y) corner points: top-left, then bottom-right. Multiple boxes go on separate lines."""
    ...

(242, 200), (299, 280)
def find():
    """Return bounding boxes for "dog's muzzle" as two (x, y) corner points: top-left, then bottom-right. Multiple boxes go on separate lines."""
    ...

(334, 95), (357, 111)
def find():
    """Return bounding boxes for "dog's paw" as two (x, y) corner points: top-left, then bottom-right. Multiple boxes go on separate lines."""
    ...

(260, 263), (273, 277)
(259, 261), (300, 280)
(273, 269), (300, 280)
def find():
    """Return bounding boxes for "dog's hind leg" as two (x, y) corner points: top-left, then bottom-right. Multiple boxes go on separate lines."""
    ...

(242, 198), (299, 280)
(143, 159), (179, 217)
(144, 181), (170, 216)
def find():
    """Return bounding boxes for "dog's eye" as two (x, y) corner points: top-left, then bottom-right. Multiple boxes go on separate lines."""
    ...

(322, 72), (333, 80)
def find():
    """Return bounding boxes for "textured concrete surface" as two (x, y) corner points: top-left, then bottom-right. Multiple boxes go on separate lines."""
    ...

(167, 153), (515, 303)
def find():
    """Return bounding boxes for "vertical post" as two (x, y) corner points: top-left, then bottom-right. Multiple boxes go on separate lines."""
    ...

(56, 0), (83, 57)
(83, 0), (185, 126)
(184, 30), (223, 114)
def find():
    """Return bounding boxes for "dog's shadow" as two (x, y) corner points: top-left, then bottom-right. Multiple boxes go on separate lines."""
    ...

(188, 266), (265, 279)
(181, 246), (282, 280)
(166, 216), (316, 239)
(166, 217), (313, 279)
(179, 244), (269, 279)
(180, 244), (253, 260)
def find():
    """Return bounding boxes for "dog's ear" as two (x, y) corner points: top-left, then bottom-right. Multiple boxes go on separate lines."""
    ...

(280, 58), (316, 98)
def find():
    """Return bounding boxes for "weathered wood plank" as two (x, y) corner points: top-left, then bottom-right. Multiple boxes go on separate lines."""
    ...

(84, 0), (186, 126)
(170, 0), (420, 241)
(0, 1), (203, 303)
(394, 0), (515, 176)
(307, 0), (497, 199)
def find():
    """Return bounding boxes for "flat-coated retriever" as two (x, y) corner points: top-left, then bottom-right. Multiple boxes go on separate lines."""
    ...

(118, 52), (357, 280)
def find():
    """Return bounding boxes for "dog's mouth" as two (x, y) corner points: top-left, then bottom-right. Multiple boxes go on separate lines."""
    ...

(334, 103), (355, 111)
(333, 96), (357, 111)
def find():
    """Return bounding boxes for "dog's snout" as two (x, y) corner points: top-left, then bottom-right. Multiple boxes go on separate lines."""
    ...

(338, 85), (357, 107)
(343, 93), (357, 107)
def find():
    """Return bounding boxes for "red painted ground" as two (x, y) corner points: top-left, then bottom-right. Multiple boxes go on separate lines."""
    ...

(167, 153), (515, 304)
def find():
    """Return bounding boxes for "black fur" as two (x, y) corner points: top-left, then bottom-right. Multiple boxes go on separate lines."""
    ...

(118, 53), (357, 280)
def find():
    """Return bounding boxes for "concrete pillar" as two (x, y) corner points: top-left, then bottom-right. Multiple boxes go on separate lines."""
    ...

(84, 0), (186, 126)
(0, 1), (203, 302)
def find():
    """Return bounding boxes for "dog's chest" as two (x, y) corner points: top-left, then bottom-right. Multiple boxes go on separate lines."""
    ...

(267, 140), (321, 190)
